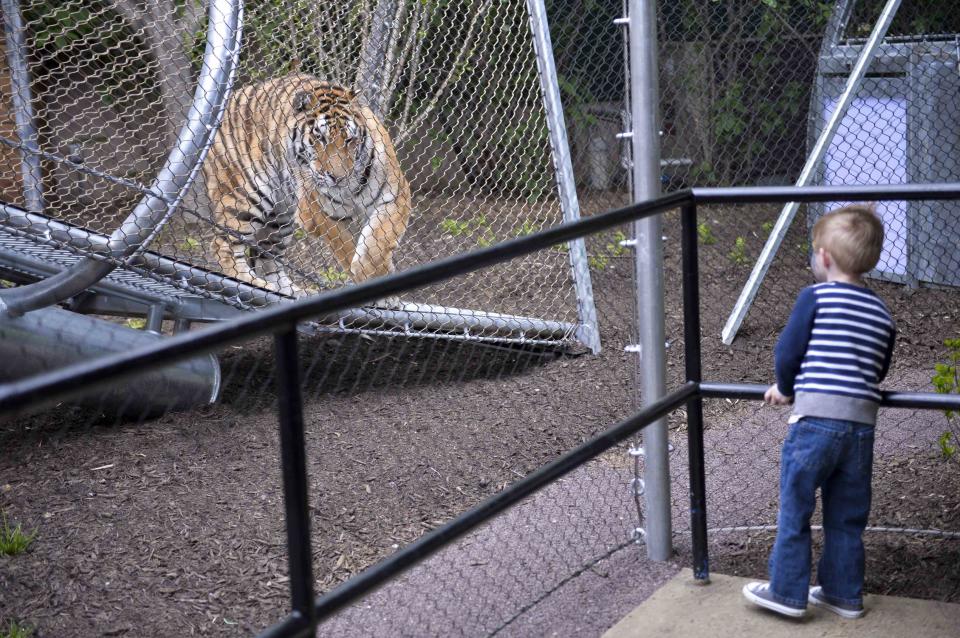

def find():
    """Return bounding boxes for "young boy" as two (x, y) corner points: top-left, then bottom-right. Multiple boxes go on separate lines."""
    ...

(742, 204), (896, 619)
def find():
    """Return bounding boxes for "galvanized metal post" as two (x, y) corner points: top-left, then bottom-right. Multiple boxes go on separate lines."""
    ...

(526, 0), (601, 354)
(721, 0), (902, 345)
(2, 0), (44, 213)
(629, 0), (671, 560)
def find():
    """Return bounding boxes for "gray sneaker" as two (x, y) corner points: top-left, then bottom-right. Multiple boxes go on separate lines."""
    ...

(742, 582), (807, 618)
(808, 586), (865, 619)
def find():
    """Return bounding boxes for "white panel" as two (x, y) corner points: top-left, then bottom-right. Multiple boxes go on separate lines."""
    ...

(822, 96), (908, 276)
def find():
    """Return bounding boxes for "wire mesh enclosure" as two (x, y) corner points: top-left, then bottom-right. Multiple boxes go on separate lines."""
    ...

(0, 0), (600, 351)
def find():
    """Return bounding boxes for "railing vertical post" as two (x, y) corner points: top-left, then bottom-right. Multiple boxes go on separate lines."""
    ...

(274, 328), (317, 635)
(680, 201), (709, 581)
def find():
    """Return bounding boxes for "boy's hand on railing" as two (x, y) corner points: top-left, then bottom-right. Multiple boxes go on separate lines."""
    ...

(764, 384), (794, 406)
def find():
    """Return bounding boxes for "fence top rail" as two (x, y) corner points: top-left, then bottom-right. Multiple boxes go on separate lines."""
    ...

(2, 181), (960, 414)
(700, 382), (960, 411)
(692, 182), (960, 204)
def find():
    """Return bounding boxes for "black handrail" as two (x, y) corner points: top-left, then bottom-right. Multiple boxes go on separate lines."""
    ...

(6, 182), (960, 638)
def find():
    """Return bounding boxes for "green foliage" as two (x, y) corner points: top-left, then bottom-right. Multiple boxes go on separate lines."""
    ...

(2, 621), (34, 638)
(1, 514), (37, 556)
(514, 220), (539, 237)
(605, 231), (628, 257)
(125, 318), (147, 330)
(440, 219), (470, 237)
(938, 432), (957, 460)
(23, 1), (157, 107)
(932, 338), (960, 461)
(475, 231), (496, 248)
(761, 221), (775, 234)
(179, 236), (201, 252)
(932, 339), (960, 418)
(588, 252), (608, 272)
(728, 236), (749, 265)
(317, 267), (349, 285)
(697, 222), (717, 245)
(662, 1), (833, 184)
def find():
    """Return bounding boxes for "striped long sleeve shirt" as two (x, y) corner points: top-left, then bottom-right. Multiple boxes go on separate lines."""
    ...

(775, 281), (896, 425)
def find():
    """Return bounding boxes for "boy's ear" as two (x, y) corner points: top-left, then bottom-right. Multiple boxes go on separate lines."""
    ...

(819, 248), (832, 269)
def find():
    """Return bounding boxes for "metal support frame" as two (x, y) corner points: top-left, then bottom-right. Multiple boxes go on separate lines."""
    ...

(1, 0), (44, 213)
(628, 0), (672, 561)
(721, 0), (903, 345)
(527, 0), (601, 354)
(0, 0), (242, 317)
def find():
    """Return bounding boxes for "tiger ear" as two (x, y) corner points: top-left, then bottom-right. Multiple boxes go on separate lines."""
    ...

(293, 91), (312, 112)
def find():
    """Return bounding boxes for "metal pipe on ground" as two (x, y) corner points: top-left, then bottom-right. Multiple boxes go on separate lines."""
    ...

(0, 306), (220, 419)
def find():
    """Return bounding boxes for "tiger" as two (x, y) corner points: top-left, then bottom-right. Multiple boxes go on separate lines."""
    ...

(202, 73), (412, 299)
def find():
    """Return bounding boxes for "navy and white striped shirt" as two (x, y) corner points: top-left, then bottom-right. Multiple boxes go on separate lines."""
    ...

(775, 282), (896, 425)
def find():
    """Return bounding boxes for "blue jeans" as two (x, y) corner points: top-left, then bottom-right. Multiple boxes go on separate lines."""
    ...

(769, 416), (875, 609)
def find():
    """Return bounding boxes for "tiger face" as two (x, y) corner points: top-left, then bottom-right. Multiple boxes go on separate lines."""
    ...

(290, 90), (364, 189)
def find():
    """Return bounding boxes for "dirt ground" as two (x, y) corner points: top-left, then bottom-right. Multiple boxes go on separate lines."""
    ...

(2, 201), (959, 636)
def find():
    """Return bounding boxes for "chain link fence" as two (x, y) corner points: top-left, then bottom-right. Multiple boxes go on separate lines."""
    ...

(2, 1), (960, 636)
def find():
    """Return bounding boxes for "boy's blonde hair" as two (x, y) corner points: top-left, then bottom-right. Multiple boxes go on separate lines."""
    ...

(812, 204), (884, 275)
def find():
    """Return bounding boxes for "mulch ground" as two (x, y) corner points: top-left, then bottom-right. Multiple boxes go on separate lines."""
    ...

(2, 201), (959, 636)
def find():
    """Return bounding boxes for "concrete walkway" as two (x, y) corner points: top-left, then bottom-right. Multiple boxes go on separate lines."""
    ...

(604, 569), (960, 638)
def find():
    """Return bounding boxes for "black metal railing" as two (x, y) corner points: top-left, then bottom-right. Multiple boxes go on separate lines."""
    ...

(3, 183), (960, 637)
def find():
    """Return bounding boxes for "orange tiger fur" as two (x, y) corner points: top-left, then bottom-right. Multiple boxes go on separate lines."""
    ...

(203, 73), (411, 297)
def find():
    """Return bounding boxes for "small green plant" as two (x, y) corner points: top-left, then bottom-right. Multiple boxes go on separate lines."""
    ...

(552, 243), (569, 254)
(2, 621), (33, 638)
(469, 214), (489, 231)
(761, 221), (774, 234)
(476, 231), (496, 248)
(293, 228), (307, 241)
(514, 220), (538, 237)
(932, 338), (960, 460)
(179, 236), (201, 251)
(1, 514), (37, 556)
(125, 318), (146, 330)
(440, 218), (470, 237)
(797, 240), (810, 255)
(697, 222), (717, 245)
(317, 267), (349, 285)
(728, 236), (749, 265)
(606, 231), (628, 257)
(938, 432), (957, 460)
(588, 253), (609, 271)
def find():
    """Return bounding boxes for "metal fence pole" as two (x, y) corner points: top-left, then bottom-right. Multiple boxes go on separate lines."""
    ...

(527, 0), (601, 354)
(274, 328), (317, 637)
(628, 0), (671, 561)
(680, 202), (709, 581)
(1, 0), (44, 213)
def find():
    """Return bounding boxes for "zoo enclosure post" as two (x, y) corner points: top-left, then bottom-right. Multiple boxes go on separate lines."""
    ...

(628, 0), (672, 561)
